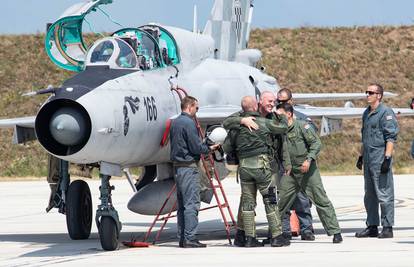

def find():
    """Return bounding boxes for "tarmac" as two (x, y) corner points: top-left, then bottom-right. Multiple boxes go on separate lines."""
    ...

(1, 174), (413, 267)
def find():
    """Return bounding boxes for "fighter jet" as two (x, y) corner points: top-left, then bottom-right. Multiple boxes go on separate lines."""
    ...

(1, 0), (414, 251)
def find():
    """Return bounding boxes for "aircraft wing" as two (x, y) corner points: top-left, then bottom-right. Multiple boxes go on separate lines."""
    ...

(0, 116), (36, 129)
(0, 116), (37, 144)
(196, 104), (414, 136)
(296, 105), (414, 119)
(295, 105), (414, 136)
(196, 105), (241, 124)
(293, 92), (396, 103)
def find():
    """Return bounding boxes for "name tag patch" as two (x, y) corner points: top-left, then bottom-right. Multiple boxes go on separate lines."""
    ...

(386, 115), (393, 121)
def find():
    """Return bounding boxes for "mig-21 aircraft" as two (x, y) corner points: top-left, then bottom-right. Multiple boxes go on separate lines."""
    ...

(1, 0), (414, 251)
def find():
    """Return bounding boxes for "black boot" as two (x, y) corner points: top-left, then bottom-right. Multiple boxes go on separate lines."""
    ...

(355, 226), (378, 238)
(282, 232), (292, 240)
(182, 239), (207, 248)
(271, 234), (290, 247)
(378, 227), (393, 239)
(245, 236), (264, 247)
(333, 233), (343, 243)
(234, 229), (246, 247)
(301, 231), (315, 241)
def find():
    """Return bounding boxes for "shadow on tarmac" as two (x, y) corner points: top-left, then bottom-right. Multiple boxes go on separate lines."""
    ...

(2, 217), (414, 257)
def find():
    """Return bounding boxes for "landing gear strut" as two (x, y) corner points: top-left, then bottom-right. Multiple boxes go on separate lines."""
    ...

(95, 174), (122, 251)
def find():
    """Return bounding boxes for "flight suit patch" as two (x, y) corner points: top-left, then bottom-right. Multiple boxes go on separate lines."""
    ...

(386, 115), (393, 121)
(288, 132), (296, 139)
(304, 124), (310, 130)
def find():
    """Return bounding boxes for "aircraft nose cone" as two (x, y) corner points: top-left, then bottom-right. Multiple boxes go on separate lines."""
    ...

(49, 107), (86, 146)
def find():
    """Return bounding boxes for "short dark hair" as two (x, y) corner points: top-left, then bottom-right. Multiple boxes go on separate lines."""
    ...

(278, 88), (292, 100)
(181, 96), (198, 110)
(276, 102), (294, 114)
(369, 83), (384, 99)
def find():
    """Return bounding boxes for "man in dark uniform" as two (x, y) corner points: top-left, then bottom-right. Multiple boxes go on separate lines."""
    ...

(170, 96), (219, 248)
(223, 91), (291, 246)
(355, 84), (399, 239)
(276, 102), (343, 244)
(233, 96), (290, 247)
(276, 88), (315, 240)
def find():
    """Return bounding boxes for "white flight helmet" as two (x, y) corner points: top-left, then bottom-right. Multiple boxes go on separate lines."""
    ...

(207, 127), (227, 144)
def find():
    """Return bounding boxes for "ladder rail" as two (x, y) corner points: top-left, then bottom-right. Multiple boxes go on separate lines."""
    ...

(142, 184), (177, 243)
(206, 154), (237, 226)
(196, 117), (237, 244)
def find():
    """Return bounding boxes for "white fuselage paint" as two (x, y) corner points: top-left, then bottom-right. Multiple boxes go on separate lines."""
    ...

(55, 27), (279, 167)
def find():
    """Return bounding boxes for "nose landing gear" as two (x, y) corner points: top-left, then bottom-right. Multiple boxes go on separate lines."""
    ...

(95, 174), (122, 251)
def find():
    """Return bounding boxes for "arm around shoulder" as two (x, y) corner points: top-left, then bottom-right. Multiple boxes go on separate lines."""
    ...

(222, 111), (243, 130)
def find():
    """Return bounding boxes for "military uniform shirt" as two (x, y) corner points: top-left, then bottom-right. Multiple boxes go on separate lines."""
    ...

(286, 120), (321, 168)
(361, 103), (399, 166)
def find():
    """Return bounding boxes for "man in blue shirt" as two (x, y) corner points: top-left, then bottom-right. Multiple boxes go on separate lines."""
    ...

(170, 96), (219, 248)
(356, 84), (399, 239)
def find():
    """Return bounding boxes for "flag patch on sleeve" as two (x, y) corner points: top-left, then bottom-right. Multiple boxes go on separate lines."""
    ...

(304, 124), (310, 129)
(386, 115), (393, 120)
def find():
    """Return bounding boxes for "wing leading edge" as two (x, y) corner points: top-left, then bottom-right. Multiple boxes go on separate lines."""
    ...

(296, 105), (414, 136)
(296, 105), (414, 119)
(292, 92), (396, 103)
(0, 116), (36, 144)
(194, 105), (241, 125)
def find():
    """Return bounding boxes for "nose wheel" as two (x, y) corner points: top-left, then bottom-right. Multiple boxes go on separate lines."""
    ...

(66, 179), (92, 240)
(98, 216), (119, 251)
(95, 174), (122, 251)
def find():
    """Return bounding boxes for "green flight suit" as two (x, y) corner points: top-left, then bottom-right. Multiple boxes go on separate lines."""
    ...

(233, 111), (288, 238)
(223, 111), (290, 233)
(223, 111), (291, 172)
(278, 119), (341, 235)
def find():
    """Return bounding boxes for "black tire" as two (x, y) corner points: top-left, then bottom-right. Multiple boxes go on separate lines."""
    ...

(66, 180), (92, 240)
(99, 216), (119, 251)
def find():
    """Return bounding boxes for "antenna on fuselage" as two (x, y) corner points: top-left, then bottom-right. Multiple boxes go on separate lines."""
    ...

(193, 5), (198, 33)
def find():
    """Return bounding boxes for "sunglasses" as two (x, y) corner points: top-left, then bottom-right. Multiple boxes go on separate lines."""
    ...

(365, 91), (379, 96)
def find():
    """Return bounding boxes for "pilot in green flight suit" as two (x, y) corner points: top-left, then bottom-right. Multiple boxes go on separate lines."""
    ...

(276, 102), (343, 243)
(222, 93), (291, 246)
(229, 96), (290, 247)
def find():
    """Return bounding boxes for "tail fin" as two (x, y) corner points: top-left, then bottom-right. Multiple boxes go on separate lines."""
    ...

(203, 0), (254, 61)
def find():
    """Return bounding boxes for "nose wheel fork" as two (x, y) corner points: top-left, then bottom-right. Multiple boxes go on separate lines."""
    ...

(95, 174), (122, 251)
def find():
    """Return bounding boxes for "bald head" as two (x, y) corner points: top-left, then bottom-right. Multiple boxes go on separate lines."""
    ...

(241, 96), (258, 112)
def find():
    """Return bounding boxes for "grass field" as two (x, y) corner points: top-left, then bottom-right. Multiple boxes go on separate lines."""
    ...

(0, 27), (413, 177)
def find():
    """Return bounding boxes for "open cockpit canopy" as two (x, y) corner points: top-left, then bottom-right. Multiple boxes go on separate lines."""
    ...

(45, 0), (113, 72)
(112, 25), (180, 69)
(45, 0), (180, 72)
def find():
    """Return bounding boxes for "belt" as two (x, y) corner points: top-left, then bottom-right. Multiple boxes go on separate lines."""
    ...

(173, 161), (198, 168)
(239, 154), (270, 169)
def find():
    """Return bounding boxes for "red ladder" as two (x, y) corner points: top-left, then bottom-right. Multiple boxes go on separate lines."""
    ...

(142, 86), (237, 245)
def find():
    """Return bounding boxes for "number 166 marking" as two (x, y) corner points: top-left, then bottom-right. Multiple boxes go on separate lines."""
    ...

(143, 96), (157, 121)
